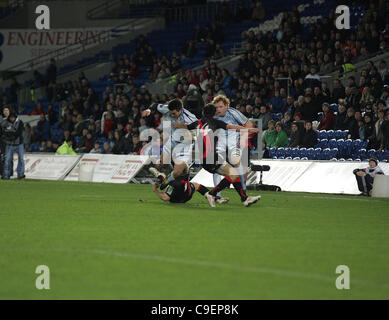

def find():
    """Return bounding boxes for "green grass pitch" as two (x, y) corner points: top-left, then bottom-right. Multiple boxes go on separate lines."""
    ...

(1, 179), (388, 299)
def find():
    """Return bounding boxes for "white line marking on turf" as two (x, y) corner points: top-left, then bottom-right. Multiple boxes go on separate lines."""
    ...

(301, 195), (388, 202)
(55, 248), (388, 289)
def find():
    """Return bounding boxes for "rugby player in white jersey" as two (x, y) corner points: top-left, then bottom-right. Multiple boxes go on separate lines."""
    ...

(142, 98), (197, 190)
(212, 95), (255, 202)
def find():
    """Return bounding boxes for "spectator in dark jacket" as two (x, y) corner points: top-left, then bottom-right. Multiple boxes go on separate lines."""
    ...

(317, 103), (335, 130)
(332, 79), (345, 103)
(288, 122), (301, 148)
(300, 120), (318, 148)
(112, 130), (129, 154)
(344, 107), (359, 139)
(129, 135), (142, 154)
(380, 112), (389, 150)
(335, 104), (347, 130)
(0, 112), (25, 179)
(301, 94), (317, 122)
(47, 104), (58, 126)
(34, 114), (51, 142)
(258, 105), (272, 130)
(363, 113), (376, 149)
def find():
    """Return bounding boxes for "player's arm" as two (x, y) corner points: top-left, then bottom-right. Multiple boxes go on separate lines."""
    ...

(141, 103), (169, 118)
(152, 183), (170, 202)
(233, 110), (256, 148)
(173, 120), (198, 130)
(226, 124), (259, 133)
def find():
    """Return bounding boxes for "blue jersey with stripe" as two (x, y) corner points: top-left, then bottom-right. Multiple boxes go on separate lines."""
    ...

(216, 108), (248, 149)
(157, 103), (197, 144)
(216, 107), (248, 126)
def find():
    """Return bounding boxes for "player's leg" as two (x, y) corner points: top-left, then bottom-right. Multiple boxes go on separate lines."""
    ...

(212, 173), (229, 204)
(229, 139), (247, 191)
(353, 169), (368, 195)
(209, 163), (261, 207)
(213, 139), (229, 203)
(149, 166), (166, 184)
(365, 175), (374, 196)
(192, 182), (215, 207)
(2, 145), (13, 179)
(159, 141), (193, 189)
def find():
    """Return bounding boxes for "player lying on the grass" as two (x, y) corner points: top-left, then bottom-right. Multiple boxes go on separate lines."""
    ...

(141, 98), (197, 191)
(149, 167), (216, 207)
(173, 103), (261, 207)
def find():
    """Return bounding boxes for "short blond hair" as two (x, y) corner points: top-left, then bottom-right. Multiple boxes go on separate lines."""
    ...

(212, 94), (230, 107)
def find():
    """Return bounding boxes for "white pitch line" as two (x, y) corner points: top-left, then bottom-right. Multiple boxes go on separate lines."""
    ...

(54, 248), (388, 289)
(301, 195), (388, 202)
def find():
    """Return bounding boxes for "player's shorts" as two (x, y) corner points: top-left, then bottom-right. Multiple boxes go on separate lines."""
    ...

(167, 179), (196, 203)
(216, 132), (241, 167)
(162, 140), (193, 166)
(203, 161), (229, 175)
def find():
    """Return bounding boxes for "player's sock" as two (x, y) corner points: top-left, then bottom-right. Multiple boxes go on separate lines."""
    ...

(196, 184), (209, 196)
(236, 164), (247, 191)
(160, 172), (175, 189)
(167, 172), (175, 183)
(213, 174), (222, 198)
(231, 177), (248, 202)
(209, 178), (231, 196)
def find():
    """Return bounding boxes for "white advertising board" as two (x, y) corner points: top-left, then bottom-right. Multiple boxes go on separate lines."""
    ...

(191, 160), (389, 195)
(12, 153), (81, 180)
(65, 154), (149, 183)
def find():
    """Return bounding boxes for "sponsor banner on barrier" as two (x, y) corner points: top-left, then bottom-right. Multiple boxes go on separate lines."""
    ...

(65, 154), (149, 183)
(191, 160), (389, 195)
(12, 153), (81, 180)
(0, 28), (111, 71)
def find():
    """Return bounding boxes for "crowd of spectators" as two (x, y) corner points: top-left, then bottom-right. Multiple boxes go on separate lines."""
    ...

(1, 1), (389, 157)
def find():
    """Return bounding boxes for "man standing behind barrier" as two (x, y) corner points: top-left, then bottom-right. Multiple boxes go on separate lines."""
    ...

(353, 158), (384, 196)
(0, 111), (25, 180)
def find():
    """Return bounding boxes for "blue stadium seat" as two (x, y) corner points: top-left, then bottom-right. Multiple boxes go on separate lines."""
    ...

(317, 130), (326, 140)
(328, 139), (338, 149)
(352, 139), (364, 153)
(367, 149), (377, 159)
(290, 148), (299, 158)
(321, 148), (331, 160)
(329, 148), (339, 159)
(306, 148), (315, 160)
(269, 147), (277, 158)
(326, 130), (335, 140)
(314, 148), (322, 160)
(357, 148), (367, 160)
(335, 130), (344, 140)
(316, 139), (328, 149)
(298, 147), (307, 158)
